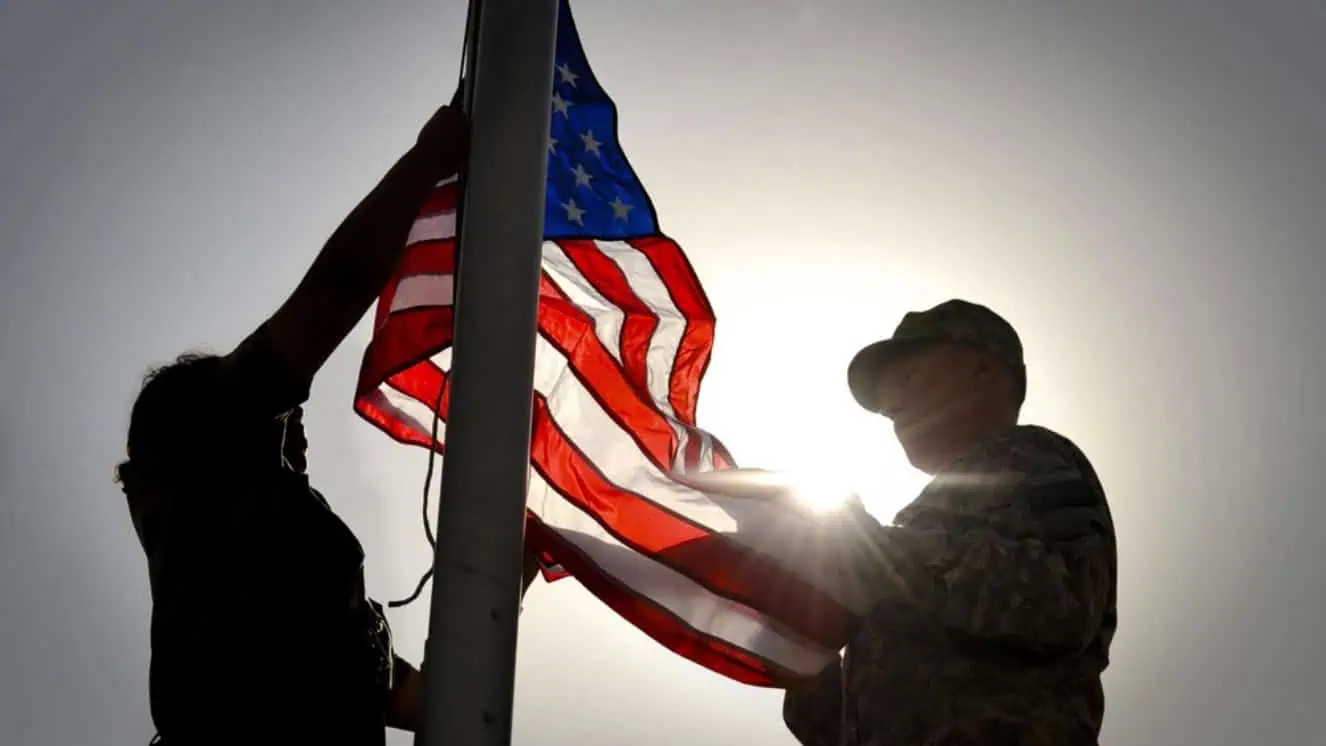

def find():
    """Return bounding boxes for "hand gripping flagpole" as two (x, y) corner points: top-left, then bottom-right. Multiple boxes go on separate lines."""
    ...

(416, 0), (559, 744)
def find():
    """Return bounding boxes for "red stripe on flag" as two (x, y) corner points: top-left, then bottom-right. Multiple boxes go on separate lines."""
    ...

(710, 436), (737, 470)
(556, 239), (660, 404)
(356, 306), (454, 399)
(355, 347), (856, 652)
(628, 236), (715, 425)
(537, 277), (681, 466)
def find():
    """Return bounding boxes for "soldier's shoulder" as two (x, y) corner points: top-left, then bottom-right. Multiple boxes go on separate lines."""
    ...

(898, 426), (1106, 526)
(949, 425), (1093, 485)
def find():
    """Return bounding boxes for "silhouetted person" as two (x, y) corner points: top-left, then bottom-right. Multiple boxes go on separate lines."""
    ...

(781, 300), (1118, 746)
(116, 104), (536, 746)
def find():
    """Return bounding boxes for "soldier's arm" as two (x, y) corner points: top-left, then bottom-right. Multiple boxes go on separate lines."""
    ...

(782, 655), (844, 746)
(243, 105), (468, 389)
(853, 474), (1114, 655)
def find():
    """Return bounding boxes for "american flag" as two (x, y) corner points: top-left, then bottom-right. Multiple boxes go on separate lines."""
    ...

(355, 0), (868, 686)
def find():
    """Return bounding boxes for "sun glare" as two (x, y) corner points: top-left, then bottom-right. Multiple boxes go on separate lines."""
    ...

(775, 445), (930, 521)
(694, 270), (940, 522)
(779, 467), (859, 513)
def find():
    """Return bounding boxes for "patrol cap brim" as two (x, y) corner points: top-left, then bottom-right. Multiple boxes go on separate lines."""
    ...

(846, 337), (934, 413)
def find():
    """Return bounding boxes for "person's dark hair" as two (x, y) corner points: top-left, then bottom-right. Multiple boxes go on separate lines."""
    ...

(116, 352), (230, 488)
(115, 352), (233, 555)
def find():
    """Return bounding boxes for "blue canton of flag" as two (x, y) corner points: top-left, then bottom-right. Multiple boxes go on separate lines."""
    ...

(543, 0), (659, 240)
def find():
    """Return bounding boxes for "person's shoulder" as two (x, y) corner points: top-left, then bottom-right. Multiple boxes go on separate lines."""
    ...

(908, 425), (1108, 525)
(949, 425), (1094, 486)
(975, 426), (1115, 540)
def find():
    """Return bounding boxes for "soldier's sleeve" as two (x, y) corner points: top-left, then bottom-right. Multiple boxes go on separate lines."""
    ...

(782, 655), (843, 746)
(851, 473), (1114, 655)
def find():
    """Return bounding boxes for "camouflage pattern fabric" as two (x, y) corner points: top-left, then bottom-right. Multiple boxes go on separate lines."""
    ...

(783, 425), (1117, 746)
(889, 300), (1024, 376)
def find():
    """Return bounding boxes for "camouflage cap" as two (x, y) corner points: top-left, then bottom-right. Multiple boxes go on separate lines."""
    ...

(847, 299), (1026, 412)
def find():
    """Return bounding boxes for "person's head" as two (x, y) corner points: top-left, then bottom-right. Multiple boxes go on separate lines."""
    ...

(847, 300), (1026, 474)
(118, 352), (307, 490)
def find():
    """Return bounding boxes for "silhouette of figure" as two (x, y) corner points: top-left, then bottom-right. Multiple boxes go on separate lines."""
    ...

(782, 300), (1118, 746)
(117, 102), (535, 746)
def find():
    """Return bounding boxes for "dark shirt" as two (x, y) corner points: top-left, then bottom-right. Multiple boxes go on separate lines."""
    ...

(783, 425), (1117, 746)
(124, 330), (393, 746)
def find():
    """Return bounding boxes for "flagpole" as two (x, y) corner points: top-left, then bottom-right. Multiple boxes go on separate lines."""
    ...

(415, 0), (559, 744)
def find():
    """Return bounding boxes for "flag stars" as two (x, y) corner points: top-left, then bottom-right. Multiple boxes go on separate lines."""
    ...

(561, 198), (586, 226)
(548, 135), (558, 155)
(580, 130), (602, 157)
(609, 195), (634, 222)
(551, 92), (571, 118)
(556, 62), (579, 88)
(571, 163), (593, 188)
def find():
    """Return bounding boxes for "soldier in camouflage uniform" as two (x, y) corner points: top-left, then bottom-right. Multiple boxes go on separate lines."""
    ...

(782, 299), (1117, 746)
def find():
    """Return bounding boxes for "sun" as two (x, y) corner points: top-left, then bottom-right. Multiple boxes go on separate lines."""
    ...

(692, 303), (936, 521)
(776, 437), (930, 521)
(686, 426), (929, 522)
(778, 466), (860, 513)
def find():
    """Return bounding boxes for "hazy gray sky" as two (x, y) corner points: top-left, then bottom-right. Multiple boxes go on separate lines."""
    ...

(3, 1), (1324, 744)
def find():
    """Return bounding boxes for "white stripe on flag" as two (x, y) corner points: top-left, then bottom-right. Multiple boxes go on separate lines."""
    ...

(537, 243), (696, 471)
(541, 242), (627, 366)
(697, 432), (716, 472)
(593, 240), (694, 470)
(362, 386), (440, 438)
(406, 212), (457, 246)
(390, 273), (455, 313)
(593, 240), (687, 420)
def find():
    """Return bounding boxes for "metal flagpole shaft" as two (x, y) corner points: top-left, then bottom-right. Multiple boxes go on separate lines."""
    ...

(415, 0), (559, 744)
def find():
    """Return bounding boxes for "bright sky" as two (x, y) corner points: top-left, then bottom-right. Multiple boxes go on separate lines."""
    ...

(3, 1), (1325, 745)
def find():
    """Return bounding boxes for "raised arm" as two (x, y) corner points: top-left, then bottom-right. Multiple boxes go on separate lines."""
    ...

(230, 104), (469, 388)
